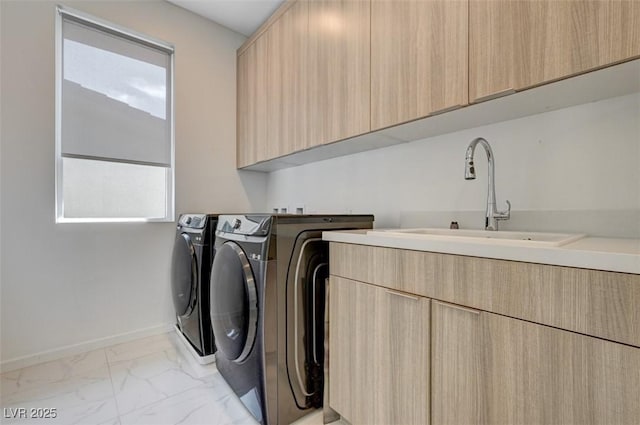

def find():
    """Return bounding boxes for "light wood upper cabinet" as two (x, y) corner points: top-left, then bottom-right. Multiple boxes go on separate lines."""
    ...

(265, 0), (308, 160)
(470, 0), (640, 102)
(329, 276), (430, 425)
(237, 0), (640, 168)
(236, 36), (267, 168)
(371, 0), (468, 130)
(238, 0), (367, 165)
(307, 0), (370, 147)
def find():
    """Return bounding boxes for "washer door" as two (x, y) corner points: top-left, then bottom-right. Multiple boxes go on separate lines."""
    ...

(171, 233), (197, 317)
(209, 241), (258, 363)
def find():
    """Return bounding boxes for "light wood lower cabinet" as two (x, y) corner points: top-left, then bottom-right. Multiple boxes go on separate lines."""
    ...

(431, 301), (483, 424)
(329, 276), (430, 425)
(482, 309), (640, 424)
(329, 243), (640, 425)
(330, 242), (640, 348)
(431, 300), (640, 425)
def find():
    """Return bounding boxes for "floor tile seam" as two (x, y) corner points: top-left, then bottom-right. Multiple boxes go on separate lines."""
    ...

(105, 342), (177, 368)
(0, 377), (111, 403)
(2, 378), (120, 423)
(0, 348), (110, 383)
(107, 344), (213, 382)
(115, 379), (224, 421)
(108, 370), (209, 417)
(104, 347), (126, 420)
(104, 332), (175, 360)
(0, 368), (22, 401)
(0, 367), (115, 404)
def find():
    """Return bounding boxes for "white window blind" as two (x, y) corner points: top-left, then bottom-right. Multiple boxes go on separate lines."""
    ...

(56, 6), (174, 222)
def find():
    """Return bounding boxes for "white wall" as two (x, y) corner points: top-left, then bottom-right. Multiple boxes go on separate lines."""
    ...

(0, 0), (266, 367)
(267, 93), (640, 235)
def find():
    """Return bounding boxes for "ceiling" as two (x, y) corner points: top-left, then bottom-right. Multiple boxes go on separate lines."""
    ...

(167, 0), (285, 37)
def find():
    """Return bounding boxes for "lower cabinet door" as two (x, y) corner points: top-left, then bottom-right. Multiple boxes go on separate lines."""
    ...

(431, 301), (484, 424)
(329, 276), (430, 425)
(482, 311), (640, 424)
(432, 301), (640, 425)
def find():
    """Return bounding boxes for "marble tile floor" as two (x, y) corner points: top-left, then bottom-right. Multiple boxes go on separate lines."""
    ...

(0, 332), (325, 425)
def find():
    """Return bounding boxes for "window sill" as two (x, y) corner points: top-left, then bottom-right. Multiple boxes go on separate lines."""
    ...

(55, 217), (175, 224)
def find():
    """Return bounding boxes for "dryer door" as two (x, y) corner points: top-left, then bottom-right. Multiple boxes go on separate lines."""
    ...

(286, 233), (328, 409)
(171, 233), (197, 317)
(209, 241), (258, 364)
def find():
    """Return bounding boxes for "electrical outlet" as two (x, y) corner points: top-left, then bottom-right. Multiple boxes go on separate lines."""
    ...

(290, 204), (305, 214)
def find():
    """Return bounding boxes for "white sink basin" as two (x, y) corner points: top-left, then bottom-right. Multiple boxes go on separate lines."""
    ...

(367, 228), (586, 247)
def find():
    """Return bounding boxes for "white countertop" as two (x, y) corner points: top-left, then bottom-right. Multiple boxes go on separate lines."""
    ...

(322, 229), (640, 274)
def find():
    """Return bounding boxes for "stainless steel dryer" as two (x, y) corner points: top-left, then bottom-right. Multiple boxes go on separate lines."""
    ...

(209, 214), (374, 425)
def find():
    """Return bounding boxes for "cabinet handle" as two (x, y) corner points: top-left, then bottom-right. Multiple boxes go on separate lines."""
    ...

(432, 300), (480, 315)
(472, 87), (516, 104)
(385, 289), (420, 301)
(428, 104), (464, 117)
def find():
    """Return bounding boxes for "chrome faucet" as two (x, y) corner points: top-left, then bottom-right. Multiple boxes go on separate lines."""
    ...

(464, 137), (511, 230)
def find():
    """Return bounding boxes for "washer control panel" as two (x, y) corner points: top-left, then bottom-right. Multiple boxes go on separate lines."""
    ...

(217, 215), (271, 236)
(178, 214), (207, 229)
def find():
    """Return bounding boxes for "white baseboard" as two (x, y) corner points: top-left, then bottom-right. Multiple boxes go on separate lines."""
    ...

(0, 323), (174, 373)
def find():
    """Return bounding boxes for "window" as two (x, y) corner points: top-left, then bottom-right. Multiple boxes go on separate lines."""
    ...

(55, 6), (174, 222)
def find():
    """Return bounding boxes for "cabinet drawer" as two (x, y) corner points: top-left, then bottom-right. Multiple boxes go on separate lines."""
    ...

(329, 242), (398, 289)
(329, 242), (640, 347)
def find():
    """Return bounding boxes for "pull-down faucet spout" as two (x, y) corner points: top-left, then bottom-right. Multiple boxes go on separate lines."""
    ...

(464, 137), (511, 231)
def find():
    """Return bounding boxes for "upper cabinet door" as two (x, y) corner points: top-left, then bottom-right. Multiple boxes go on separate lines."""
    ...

(470, 0), (640, 102)
(307, 0), (370, 147)
(237, 36), (268, 168)
(371, 0), (468, 131)
(265, 0), (309, 160)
